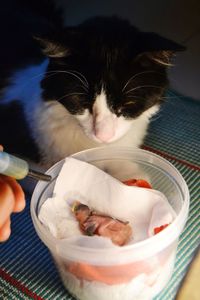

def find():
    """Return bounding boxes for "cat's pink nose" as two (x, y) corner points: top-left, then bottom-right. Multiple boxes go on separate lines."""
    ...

(94, 115), (116, 142)
(95, 128), (114, 142)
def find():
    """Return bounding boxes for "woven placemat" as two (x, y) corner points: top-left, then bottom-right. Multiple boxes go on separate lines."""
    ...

(0, 91), (199, 300)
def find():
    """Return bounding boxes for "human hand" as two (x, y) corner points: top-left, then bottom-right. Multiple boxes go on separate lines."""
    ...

(0, 145), (25, 242)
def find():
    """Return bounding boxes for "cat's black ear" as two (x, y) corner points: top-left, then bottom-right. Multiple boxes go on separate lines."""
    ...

(137, 32), (185, 66)
(139, 32), (185, 52)
(143, 50), (176, 66)
(34, 36), (70, 58)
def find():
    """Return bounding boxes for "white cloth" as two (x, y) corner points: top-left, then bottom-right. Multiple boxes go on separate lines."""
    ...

(39, 157), (175, 247)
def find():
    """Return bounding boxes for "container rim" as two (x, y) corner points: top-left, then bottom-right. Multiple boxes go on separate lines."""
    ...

(30, 147), (190, 261)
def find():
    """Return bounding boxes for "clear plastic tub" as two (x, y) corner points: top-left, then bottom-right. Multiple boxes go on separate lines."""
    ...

(30, 147), (189, 300)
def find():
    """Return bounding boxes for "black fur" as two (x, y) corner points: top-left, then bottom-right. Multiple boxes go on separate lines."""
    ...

(0, 3), (184, 161)
(41, 16), (184, 119)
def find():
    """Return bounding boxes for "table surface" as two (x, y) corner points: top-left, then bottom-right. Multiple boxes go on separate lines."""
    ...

(0, 91), (200, 300)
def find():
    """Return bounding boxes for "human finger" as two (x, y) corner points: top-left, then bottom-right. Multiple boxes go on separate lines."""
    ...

(1, 175), (25, 212)
(0, 218), (11, 242)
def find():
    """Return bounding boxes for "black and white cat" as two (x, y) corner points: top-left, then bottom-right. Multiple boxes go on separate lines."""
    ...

(0, 1), (184, 167)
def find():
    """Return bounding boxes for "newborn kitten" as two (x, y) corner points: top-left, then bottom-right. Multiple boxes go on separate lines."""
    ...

(0, 2), (184, 167)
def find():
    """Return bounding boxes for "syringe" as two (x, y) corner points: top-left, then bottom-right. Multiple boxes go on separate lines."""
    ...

(0, 151), (51, 182)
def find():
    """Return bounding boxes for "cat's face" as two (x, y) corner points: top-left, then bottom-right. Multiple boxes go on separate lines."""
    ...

(39, 17), (183, 143)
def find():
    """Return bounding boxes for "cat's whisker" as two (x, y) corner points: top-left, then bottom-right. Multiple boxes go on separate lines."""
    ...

(24, 70), (89, 89)
(49, 62), (89, 87)
(161, 91), (189, 110)
(161, 90), (183, 102)
(10, 70), (89, 98)
(122, 71), (164, 92)
(42, 71), (89, 92)
(124, 85), (163, 95)
(68, 85), (88, 92)
(162, 96), (183, 100)
(55, 92), (87, 103)
(165, 90), (186, 99)
(44, 70), (89, 89)
(67, 70), (89, 87)
(63, 70), (88, 88)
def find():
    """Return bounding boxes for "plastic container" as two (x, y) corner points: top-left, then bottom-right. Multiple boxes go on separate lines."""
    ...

(30, 147), (190, 300)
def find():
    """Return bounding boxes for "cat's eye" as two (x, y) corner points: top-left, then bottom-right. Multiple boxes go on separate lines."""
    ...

(117, 100), (144, 119)
(124, 100), (136, 106)
(116, 100), (136, 115)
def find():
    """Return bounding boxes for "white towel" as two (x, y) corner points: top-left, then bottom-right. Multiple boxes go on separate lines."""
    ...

(39, 157), (175, 247)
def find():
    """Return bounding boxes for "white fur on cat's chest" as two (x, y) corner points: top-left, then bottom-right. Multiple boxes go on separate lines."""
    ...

(1, 59), (159, 165)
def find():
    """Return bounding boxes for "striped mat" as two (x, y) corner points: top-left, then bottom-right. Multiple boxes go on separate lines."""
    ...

(0, 91), (200, 300)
